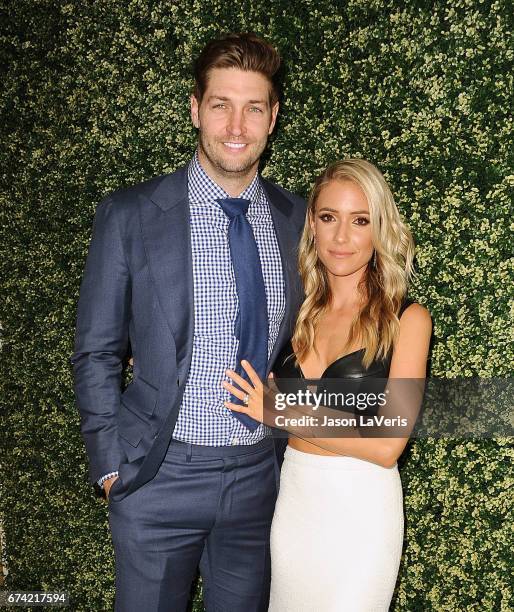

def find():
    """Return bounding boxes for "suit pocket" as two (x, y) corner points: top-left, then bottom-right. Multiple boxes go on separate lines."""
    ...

(118, 403), (149, 448)
(121, 376), (158, 417)
(118, 377), (158, 448)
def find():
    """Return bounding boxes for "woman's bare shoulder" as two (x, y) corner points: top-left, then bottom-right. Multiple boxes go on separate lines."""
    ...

(400, 302), (432, 329)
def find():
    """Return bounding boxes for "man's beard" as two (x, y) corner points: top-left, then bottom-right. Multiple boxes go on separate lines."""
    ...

(198, 133), (266, 177)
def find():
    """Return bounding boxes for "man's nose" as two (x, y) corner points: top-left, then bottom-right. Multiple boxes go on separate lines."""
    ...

(227, 110), (245, 136)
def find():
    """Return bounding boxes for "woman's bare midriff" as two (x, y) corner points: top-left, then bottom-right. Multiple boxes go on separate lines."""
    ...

(288, 437), (340, 456)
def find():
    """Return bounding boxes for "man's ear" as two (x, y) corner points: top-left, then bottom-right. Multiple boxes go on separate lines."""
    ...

(191, 94), (200, 129)
(268, 101), (279, 135)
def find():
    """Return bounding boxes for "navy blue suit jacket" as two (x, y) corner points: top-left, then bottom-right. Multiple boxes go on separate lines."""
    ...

(71, 164), (306, 500)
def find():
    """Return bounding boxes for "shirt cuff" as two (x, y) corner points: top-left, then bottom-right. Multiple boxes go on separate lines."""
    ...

(97, 471), (119, 488)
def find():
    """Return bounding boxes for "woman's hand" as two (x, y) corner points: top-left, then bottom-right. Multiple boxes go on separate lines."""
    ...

(223, 360), (265, 423)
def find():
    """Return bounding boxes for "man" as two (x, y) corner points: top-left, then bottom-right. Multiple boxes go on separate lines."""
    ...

(71, 33), (305, 611)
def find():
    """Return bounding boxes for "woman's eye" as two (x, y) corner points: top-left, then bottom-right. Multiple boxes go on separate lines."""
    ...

(354, 217), (370, 226)
(319, 214), (334, 222)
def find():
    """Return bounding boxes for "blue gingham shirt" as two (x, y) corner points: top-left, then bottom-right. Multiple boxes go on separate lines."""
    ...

(172, 151), (285, 445)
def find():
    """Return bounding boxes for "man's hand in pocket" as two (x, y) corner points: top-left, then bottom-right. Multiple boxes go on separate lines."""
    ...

(104, 475), (119, 500)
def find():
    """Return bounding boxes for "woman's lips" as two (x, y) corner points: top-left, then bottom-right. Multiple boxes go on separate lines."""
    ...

(328, 250), (355, 258)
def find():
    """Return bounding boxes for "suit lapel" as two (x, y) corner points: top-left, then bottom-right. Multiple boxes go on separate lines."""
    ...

(138, 166), (194, 383)
(262, 179), (304, 371)
(138, 166), (302, 382)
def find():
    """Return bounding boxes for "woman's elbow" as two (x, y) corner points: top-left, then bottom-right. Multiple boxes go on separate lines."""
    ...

(379, 456), (398, 469)
(375, 445), (399, 469)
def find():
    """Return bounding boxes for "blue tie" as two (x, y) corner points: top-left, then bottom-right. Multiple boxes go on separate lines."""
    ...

(217, 197), (269, 431)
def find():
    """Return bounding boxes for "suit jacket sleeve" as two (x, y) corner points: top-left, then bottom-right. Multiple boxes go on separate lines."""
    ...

(71, 196), (129, 484)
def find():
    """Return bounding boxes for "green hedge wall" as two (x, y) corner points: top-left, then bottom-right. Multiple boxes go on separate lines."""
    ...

(1, 0), (512, 610)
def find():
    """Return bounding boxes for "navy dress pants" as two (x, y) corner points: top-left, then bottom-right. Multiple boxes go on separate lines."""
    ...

(108, 438), (278, 612)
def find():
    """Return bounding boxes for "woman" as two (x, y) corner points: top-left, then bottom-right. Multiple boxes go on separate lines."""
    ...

(223, 159), (432, 611)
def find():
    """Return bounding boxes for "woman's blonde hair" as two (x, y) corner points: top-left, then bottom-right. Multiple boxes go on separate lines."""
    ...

(292, 158), (415, 368)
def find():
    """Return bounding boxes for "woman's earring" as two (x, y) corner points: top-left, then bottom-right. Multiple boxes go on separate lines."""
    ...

(372, 250), (377, 268)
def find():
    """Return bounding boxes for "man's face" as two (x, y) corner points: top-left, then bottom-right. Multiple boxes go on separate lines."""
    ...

(191, 67), (279, 182)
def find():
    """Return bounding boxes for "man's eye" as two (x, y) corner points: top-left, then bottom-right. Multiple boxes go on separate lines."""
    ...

(213, 104), (226, 109)
(249, 107), (263, 113)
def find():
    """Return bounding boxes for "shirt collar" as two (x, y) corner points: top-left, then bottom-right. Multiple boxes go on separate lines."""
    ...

(188, 149), (261, 206)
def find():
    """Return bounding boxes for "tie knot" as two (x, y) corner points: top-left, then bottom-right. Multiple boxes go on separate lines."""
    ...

(217, 197), (250, 218)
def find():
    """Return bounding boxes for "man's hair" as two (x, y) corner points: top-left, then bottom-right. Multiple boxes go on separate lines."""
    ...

(193, 33), (282, 106)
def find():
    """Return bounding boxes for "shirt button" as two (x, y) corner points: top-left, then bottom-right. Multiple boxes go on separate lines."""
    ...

(232, 437), (240, 445)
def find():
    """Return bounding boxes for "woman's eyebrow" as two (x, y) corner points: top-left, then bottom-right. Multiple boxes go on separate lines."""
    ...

(317, 207), (369, 214)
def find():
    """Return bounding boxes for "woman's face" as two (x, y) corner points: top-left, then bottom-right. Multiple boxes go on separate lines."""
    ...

(310, 179), (374, 280)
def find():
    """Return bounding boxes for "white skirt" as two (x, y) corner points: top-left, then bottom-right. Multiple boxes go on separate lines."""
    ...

(269, 445), (404, 612)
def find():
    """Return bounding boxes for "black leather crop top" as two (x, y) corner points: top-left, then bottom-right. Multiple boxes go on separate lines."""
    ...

(272, 300), (414, 380)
